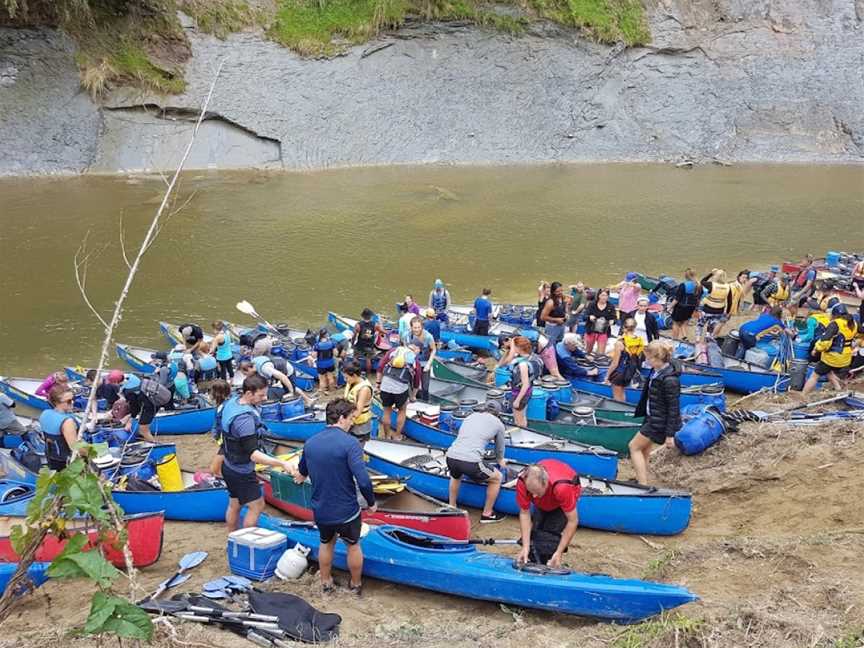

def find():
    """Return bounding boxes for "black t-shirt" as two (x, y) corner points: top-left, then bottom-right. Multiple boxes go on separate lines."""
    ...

(95, 382), (121, 406)
(585, 302), (616, 334)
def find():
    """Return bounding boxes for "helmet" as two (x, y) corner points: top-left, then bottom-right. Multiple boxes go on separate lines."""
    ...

(831, 303), (848, 316)
(122, 374), (141, 391)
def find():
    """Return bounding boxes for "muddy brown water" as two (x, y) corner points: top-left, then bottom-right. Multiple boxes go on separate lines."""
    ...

(2, 164), (863, 375)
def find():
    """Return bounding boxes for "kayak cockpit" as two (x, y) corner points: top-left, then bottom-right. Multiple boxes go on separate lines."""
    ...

(380, 527), (474, 553)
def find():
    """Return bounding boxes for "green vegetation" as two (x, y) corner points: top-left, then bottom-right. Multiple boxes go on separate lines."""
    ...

(641, 548), (680, 579)
(612, 613), (703, 648)
(3, 0), (650, 93)
(829, 629), (864, 648)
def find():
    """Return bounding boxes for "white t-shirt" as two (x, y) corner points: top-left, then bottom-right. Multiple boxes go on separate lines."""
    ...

(633, 312), (649, 344)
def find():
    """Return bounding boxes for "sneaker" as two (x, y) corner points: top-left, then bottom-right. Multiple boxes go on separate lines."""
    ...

(348, 582), (362, 597)
(480, 512), (505, 524)
(322, 580), (338, 594)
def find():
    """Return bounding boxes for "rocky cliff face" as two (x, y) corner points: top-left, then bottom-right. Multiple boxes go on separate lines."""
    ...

(1, 0), (862, 175)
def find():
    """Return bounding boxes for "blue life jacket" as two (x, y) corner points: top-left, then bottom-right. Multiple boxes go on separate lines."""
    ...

(404, 332), (434, 363)
(423, 319), (441, 342)
(198, 355), (218, 372)
(681, 280), (699, 307)
(510, 354), (543, 388)
(215, 333), (233, 361)
(221, 396), (266, 474)
(431, 290), (448, 314)
(315, 339), (336, 369)
(740, 313), (784, 341)
(39, 409), (78, 467)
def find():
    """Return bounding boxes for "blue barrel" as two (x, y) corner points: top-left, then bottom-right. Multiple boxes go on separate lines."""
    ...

(280, 398), (305, 420)
(826, 251), (841, 267)
(793, 342), (810, 360)
(260, 403), (281, 421)
(546, 398), (560, 421)
(294, 343), (311, 362)
(494, 367), (510, 387)
(680, 404), (710, 420)
(456, 399), (478, 417)
(675, 407), (726, 455)
(451, 411), (468, 431)
(439, 405), (456, 431)
(293, 374), (315, 391)
(554, 379), (573, 404)
(527, 388), (548, 421)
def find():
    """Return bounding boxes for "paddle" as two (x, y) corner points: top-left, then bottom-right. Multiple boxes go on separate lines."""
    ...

(236, 300), (281, 337)
(146, 551), (208, 600)
(764, 391), (852, 419)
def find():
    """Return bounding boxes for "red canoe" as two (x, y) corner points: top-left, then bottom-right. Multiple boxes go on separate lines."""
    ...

(0, 511), (164, 568)
(259, 471), (471, 541)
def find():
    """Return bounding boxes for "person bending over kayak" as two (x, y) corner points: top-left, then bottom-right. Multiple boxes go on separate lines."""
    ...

(119, 374), (169, 444)
(292, 399), (377, 596)
(445, 401), (507, 524)
(241, 341), (315, 407)
(342, 360), (375, 441)
(35, 371), (69, 398)
(629, 341), (681, 485)
(737, 306), (788, 358)
(802, 303), (858, 395)
(222, 375), (295, 531)
(39, 385), (83, 471)
(516, 460), (580, 568)
(554, 333), (599, 380)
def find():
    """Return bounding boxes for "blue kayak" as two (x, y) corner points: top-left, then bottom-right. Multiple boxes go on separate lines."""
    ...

(401, 414), (618, 480)
(363, 439), (691, 536)
(0, 480), (36, 516)
(569, 376), (726, 411)
(256, 516), (697, 621)
(0, 562), (50, 595)
(263, 403), (381, 442)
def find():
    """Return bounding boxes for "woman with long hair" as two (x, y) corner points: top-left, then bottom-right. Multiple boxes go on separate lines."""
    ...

(539, 281), (569, 346)
(583, 289), (616, 355)
(509, 336), (543, 427)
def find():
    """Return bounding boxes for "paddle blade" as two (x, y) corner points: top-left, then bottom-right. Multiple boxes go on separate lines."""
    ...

(179, 551), (208, 570)
(202, 578), (230, 592)
(236, 301), (259, 318)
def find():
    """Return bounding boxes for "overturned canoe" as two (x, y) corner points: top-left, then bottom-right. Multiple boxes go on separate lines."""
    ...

(255, 517), (698, 622)
(363, 440), (691, 536)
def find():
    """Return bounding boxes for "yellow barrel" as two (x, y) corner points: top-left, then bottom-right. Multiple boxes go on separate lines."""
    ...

(155, 453), (184, 492)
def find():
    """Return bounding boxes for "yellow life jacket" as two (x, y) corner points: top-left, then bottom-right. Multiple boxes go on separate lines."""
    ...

(345, 378), (373, 425)
(622, 334), (645, 357)
(729, 281), (745, 315)
(814, 319), (858, 368)
(768, 283), (790, 306)
(703, 282), (731, 311)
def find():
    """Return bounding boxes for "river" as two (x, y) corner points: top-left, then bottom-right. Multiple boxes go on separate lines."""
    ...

(1, 164), (862, 376)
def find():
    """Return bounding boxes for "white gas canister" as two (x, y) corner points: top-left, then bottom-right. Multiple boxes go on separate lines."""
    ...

(275, 543), (311, 580)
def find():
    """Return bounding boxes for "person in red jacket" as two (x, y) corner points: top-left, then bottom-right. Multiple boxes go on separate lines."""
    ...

(515, 459), (580, 568)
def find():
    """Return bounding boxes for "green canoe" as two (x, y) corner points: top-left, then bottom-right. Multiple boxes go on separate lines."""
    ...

(429, 361), (641, 456)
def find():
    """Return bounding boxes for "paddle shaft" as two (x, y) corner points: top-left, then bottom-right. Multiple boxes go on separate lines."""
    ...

(765, 392), (851, 419)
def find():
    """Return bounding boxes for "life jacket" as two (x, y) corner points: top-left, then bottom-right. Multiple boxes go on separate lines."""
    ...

(167, 350), (185, 377)
(808, 312), (832, 341)
(316, 339), (336, 365)
(510, 354), (543, 388)
(38, 409), (77, 467)
(140, 377), (173, 407)
(793, 267), (813, 289)
(355, 320), (377, 351)
(221, 396), (266, 473)
(610, 335), (644, 384)
(197, 355), (218, 373)
(767, 282), (790, 306)
(383, 348), (415, 385)
(740, 314), (784, 341)
(430, 290), (448, 315)
(215, 332), (233, 361)
(702, 282), (731, 311)
(680, 281), (699, 308)
(154, 362), (177, 386)
(212, 403), (225, 441)
(253, 355), (289, 384)
(815, 319), (858, 368)
(729, 281), (745, 315)
(344, 379), (373, 425)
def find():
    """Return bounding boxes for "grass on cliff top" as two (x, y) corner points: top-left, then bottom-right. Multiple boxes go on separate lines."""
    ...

(269, 0), (649, 56)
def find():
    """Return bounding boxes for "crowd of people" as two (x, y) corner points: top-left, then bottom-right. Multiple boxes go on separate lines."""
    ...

(12, 263), (863, 592)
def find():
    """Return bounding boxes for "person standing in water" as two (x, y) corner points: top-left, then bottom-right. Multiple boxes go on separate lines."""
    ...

(629, 341), (681, 485)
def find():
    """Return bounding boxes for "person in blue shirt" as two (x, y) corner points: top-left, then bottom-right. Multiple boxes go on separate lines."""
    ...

(737, 306), (788, 357)
(422, 308), (442, 343)
(293, 399), (377, 595)
(222, 375), (295, 531)
(472, 288), (493, 336)
(554, 333), (600, 379)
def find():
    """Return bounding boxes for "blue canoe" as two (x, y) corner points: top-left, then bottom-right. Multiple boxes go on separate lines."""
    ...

(0, 445), (228, 522)
(570, 376), (726, 412)
(263, 402), (382, 442)
(116, 343), (159, 374)
(0, 480), (36, 516)
(401, 413), (618, 479)
(256, 516), (697, 621)
(363, 440), (691, 535)
(0, 562), (50, 595)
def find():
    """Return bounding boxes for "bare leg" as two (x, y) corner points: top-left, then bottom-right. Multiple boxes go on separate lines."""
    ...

(346, 543), (364, 587)
(226, 498), (241, 531)
(318, 539), (335, 586)
(514, 408), (527, 427)
(611, 385), (625, 402)
(138, 423), (156, 444)
(242, 498), (265, 528)
(483, 471), (501, 516)
(395, 403), (407, 439)
(801, 372), (820, 395)
(827, 371), (843, 390)
(448, 477), (461, 508)
(628, 434), (654, 485)
(381, 405), (393, 439)
(209, 453), (224, 477)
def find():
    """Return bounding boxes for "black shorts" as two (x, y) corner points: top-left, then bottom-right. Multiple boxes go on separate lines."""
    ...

(446, 456), (497, 483)
(353, 347), (377, 361)
(317, 366), (335, 375)
(222, 464), (263, 505)
(671, 305), (696, 324)
(380, 390), (409, 409)
(814, 361), (848, 377)
(472, 320), (490, 336)
(318, 514), (362, 545)
(638, 423), (667, 446)
(139, 399), (157, 426)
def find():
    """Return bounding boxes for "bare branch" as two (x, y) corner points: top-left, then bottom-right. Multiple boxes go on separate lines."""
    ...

(74, 235), (109, 330)
(118, 212), (132, 270)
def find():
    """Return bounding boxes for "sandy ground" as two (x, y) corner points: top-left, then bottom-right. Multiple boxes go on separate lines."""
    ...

(1, 392), (863, 648)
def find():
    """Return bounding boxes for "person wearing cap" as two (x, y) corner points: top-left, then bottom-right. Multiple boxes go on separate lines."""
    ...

(310, 328), (338, 396)
(376, 343), (419, 440)
(404, 316), (438, 400)
(119, 373), (164, 443)
(803, 303), (859, 394)
(515, 460), (580, 567)
(614, 273), (642, 322)
(428, 279), (451, 323)
(633, 297), (660, 343)
(554, 333), (599, 379)
(444, 402), (506, 524)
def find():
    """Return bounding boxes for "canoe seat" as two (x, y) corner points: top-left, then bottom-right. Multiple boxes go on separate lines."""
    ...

(403, 454), (448, 475)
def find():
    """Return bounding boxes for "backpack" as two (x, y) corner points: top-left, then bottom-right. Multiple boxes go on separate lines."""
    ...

(140, 378), (173, 407)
